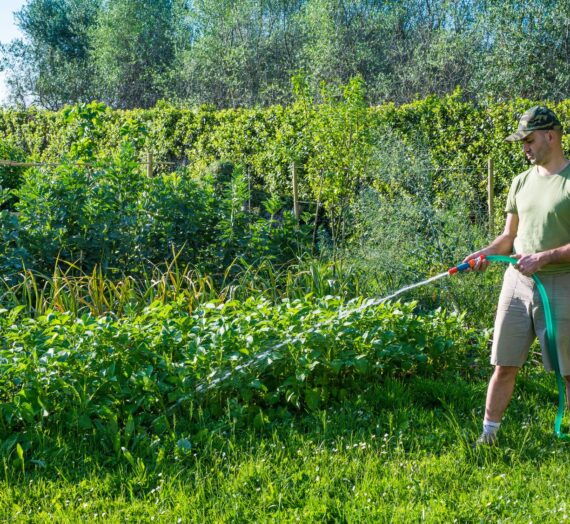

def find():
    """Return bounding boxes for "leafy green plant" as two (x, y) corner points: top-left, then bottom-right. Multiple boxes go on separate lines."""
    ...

(303, 75), (372, 248)
(0, 141), (26, 211)
(0, 189), (27, 281)
(0, 295), (485, 448)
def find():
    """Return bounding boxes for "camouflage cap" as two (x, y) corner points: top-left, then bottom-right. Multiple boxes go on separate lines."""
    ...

(505, 106), (563, 142)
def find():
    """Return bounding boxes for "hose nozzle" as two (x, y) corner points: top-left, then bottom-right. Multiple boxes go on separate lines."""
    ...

(448, 254), (486, 275)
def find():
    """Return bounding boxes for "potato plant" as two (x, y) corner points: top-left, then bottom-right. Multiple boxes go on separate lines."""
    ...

(0, 297), (485, 453)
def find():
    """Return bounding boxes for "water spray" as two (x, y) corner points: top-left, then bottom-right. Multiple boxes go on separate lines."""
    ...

(195, 253), (568, 439)
(373, 255), (486, 305)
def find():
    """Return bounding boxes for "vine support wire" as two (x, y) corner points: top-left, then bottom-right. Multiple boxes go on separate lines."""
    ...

(0, 153), (177, 172)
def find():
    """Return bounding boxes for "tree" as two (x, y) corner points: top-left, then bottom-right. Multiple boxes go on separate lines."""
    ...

(470, 0), (570, 101)
(177, 0), (305, 107)
(299, 0), (392, 88)
(91, 0), (183, 109)
(4, 0), (570, 108)
(296, 0), (480, 104)
(1, 0), (101, 108)
(378, 1), (480, 103)
(294, 74), (372, 249)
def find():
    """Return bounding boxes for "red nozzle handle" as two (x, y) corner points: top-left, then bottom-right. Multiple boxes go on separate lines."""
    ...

(448, 254), (486, 275)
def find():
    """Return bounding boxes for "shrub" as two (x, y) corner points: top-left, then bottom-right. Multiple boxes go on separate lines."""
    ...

(0, 296), (485, 441)
(0, 141), (27, 211)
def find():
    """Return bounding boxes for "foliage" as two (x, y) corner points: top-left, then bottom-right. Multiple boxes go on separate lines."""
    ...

(13, 159), (310, 277)
(2, 101), (312, 277)
(293, 75), (372, 247)
(0, 90), (562, 336)
(470, 1), (570, 101)
(1, 0), (101, 108)
(0, 141), (27, 211)
(4, 1), (570, 108)
(91, 0), (181, 109)
(0, 296), (483, 444)
(1, 93), (558, 204)
(2, 92), (567, 279)
(342, 130), (501, 327)
(0, 142), (29, 280)
(0, 190), (28, 279)
(176, 0), (305, 108)
(14, 103), (146, 271)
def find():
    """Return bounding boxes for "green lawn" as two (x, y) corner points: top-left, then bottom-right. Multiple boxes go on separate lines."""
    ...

(2, 370), (569, 523)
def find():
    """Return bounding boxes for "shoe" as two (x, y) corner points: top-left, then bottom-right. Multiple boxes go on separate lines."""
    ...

(472, 432), (498, 447)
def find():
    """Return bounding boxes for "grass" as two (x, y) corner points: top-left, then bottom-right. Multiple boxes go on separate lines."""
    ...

(2, 369), (570, 523)
(0, 261), (565, 522)
(0, 256), (361, 320)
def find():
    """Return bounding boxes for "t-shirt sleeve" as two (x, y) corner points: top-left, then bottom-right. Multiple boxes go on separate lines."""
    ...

(505, 176), (520, 214)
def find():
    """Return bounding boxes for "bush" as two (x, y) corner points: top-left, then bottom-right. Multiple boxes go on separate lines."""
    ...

(0, 296), (486, 441)
(0, 189), (28, 281)
(1, 93), (561, 210)
(0, 141), (27, 211)
(12, 149), (312, 279)
(1, 91), (555, 314)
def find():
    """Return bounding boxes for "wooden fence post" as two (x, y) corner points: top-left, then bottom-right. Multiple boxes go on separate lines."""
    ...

(247, 167), (252, 213)
(487, 157), (494, 236)
(147, 152), (154, 178)
(291, 162), (300, 220)
(312, 170), (324, 253)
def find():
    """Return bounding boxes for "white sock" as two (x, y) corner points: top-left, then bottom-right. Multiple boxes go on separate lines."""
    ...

(483, 418), (501, 436)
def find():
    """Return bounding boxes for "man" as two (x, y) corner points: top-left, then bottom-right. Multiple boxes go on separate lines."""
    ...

(466, 106), (570, 445)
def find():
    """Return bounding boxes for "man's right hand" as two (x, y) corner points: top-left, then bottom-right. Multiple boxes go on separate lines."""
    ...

(463, 251), (490, 272)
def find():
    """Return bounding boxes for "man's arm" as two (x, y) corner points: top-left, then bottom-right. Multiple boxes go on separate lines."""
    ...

(463, 213), (519, 270)
(514, 242), (570, 276)
(537, 244), (570, 265)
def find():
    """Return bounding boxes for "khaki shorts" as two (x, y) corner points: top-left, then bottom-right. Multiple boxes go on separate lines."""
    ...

(492, 265), (570, 375)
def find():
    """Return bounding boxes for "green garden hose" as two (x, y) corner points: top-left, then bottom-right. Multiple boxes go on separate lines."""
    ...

(486, 255), (569, 440)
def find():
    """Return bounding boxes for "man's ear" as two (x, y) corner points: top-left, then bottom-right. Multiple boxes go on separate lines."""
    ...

(547, 129), (562, 144)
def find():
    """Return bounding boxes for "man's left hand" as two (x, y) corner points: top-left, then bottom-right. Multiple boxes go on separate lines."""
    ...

(512, 253), (547, 276)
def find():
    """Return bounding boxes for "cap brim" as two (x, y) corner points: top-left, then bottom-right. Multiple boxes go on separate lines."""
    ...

(505, 129), (534, 142)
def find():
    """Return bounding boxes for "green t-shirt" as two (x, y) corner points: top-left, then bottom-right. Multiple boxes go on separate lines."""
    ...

(505, 164), (570, 274)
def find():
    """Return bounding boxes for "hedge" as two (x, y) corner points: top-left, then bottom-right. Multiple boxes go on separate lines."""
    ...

(2, 92), (569, 203)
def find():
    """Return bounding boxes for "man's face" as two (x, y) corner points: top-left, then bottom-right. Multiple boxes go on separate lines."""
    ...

(521, 130), (552, 165)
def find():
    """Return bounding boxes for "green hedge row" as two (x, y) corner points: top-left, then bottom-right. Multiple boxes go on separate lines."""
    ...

(2, 92), (569, 203)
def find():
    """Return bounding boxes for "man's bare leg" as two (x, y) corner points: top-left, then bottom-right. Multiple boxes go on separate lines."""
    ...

(485, 365), (520, 422)
(475, 365), (519, 445)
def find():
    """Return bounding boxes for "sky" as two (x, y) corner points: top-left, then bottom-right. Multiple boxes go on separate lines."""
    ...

(0, 0), (26, 104)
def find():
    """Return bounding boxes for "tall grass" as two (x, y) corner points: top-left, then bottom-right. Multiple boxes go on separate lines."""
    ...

(0, 255), (364, 319)
(0, 263), (215, 318)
